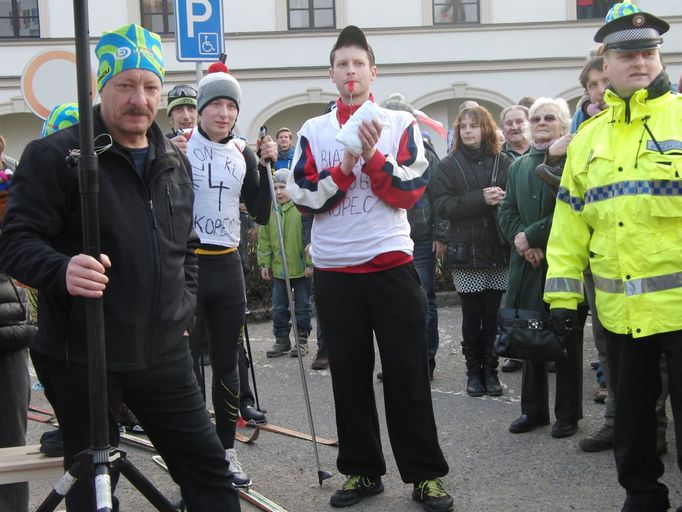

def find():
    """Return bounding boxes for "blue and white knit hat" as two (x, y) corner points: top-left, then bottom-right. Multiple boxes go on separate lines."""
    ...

(95, 24), (165, 91)
(40, 103), (79, 138)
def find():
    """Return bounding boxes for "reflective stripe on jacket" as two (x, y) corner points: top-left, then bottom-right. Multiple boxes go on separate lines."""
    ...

(544, 78), (682, 338)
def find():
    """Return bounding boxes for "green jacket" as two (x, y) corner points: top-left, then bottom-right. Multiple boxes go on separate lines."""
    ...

(257, 200), (312, 279)
(498, 147), (556, 311)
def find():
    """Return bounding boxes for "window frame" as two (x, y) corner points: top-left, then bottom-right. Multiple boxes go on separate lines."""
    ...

(432, 0), (480, 26)
(287, 0), (336, 31)
(575, 0), (612, 21)
(140, 0), (175, 35)
(0, 0), (40, 38)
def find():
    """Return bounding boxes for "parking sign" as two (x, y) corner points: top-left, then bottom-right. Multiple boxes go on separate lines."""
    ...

(175, 0), (224, 62)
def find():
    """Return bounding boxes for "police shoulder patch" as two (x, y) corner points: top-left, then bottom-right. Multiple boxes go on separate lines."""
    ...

(647, 140), (682, 152)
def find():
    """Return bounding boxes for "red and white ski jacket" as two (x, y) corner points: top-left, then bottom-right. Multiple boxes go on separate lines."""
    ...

(287, 97), (429, 270)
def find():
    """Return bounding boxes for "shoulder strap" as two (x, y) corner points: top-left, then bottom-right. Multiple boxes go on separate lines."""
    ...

(491, 154), (500, 187)
(451, 153), (472, 191)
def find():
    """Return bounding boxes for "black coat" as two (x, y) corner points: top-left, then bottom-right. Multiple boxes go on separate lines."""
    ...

(434, 148), (510, 269)
(0, 106), (199, 371)
(0, 273), (36, 354)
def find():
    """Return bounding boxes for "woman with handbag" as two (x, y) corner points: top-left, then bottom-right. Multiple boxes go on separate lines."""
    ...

(497, 97), (583, 438)
(434, 105), (511, 397)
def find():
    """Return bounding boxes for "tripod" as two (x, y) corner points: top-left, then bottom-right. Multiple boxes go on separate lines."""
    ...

(36, 2), (175, 510)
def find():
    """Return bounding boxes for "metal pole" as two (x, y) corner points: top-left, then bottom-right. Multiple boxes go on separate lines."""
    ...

(195, 62), (202, 86)
(259, 127), (332, 486)
(73, 0), (112, 510)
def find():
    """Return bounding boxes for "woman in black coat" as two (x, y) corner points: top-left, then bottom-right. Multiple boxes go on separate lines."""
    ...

(434, 105), (510, 397)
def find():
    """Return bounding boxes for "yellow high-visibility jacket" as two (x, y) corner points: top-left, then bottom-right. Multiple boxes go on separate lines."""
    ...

(544, 77), (682, 338)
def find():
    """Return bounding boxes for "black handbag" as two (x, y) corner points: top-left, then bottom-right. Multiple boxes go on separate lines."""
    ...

(494, 263), (566, 361)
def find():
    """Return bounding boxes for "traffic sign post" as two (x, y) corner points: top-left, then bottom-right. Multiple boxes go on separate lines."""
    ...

(175, 0), (224, 62)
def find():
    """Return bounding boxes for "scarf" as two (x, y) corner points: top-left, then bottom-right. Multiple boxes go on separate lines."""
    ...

(532, 139), (556, 152)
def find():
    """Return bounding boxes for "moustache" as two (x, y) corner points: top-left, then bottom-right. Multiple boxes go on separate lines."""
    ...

(123, 107), (153, 117)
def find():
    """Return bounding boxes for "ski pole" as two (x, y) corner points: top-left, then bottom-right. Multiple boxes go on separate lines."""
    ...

(242, 320), (263, 412)
(259, 126), (333, 486)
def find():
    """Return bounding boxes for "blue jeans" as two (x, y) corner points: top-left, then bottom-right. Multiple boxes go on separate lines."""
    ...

(413, 239), (439, 371)
(272, 277), (313, 338)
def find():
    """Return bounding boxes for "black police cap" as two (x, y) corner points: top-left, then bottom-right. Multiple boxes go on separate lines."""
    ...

(595, 11), (670, 51)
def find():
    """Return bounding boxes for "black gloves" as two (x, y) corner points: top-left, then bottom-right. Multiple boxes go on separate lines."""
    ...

(550, 308), (579, 337)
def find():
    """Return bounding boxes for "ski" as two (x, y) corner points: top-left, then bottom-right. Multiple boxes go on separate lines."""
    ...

(29, 404), (55, 416)
(27, 411), (56, 424)
(120, 429), (258, 450)
(247, 422), (338, 447)
(120, 431), (156, 451)
(28, 404), (58, 425)
(236, 427), (260, 444)
(211, 411), (337, 447)
(152, 455), (288, 512)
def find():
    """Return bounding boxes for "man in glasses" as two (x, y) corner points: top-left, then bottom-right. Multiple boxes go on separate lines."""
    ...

(545, 4), (682, 511)
(0, 24), (239, 510)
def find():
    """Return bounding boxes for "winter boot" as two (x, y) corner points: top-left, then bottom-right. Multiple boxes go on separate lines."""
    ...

(291, 330), (309, 357)
(266, 337), (291, 358)
(225, 448), (252, 489)
(466, 370), (485, 397)
(462, 338), (484, 397)
(483, 371), (503, 396)
(483, 345), (502, 396)
(39, 428), (64, 457)
(311, 347), (329, 370)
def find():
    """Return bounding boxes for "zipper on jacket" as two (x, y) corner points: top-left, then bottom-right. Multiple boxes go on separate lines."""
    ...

(165, 185), (176, 242)
(149, 199), (158, 230)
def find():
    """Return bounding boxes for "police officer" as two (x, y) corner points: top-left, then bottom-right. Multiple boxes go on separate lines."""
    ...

(544, 3), (682, 511)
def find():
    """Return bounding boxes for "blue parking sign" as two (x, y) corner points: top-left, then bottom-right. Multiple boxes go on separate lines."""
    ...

(175, 0), (224, 62)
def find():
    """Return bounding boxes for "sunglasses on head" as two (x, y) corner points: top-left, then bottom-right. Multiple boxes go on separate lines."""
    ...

(169, 85), (197, 99)
(529, 114), (557, 124)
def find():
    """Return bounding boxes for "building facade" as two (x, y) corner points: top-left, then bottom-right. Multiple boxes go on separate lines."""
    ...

(1, 0), (681, 158)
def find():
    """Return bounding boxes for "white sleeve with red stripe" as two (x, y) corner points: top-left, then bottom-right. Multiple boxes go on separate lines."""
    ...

(361, 112), (428, 210)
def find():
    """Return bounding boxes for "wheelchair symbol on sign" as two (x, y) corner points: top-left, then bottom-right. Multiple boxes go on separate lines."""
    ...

(199, 33), (219, 55)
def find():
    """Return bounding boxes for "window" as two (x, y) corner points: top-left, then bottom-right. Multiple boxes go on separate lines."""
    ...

(433, 0), (479, 25)
(141, 0), (175, 35)
(576, 0), (612, 20)
(288, 0), (335, 30)
(0, 0), (39, 38)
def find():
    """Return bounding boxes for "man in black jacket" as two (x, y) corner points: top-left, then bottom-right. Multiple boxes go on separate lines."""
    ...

(0, 24), (239, 511)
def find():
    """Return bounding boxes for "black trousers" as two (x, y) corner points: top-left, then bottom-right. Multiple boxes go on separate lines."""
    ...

(190, 251), (245, 449)
(32, 351), (239, 512)
(520, 308), (586, 423)
(606, 329), (682, 512)
(315, 263), (449, 483)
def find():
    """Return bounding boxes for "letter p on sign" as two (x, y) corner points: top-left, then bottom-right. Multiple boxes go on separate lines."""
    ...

(186, 0), (211, 38)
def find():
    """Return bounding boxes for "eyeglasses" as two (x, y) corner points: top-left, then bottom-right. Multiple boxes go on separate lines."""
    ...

(529, 114), (557, 124)
(168, 85), (197, 99)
